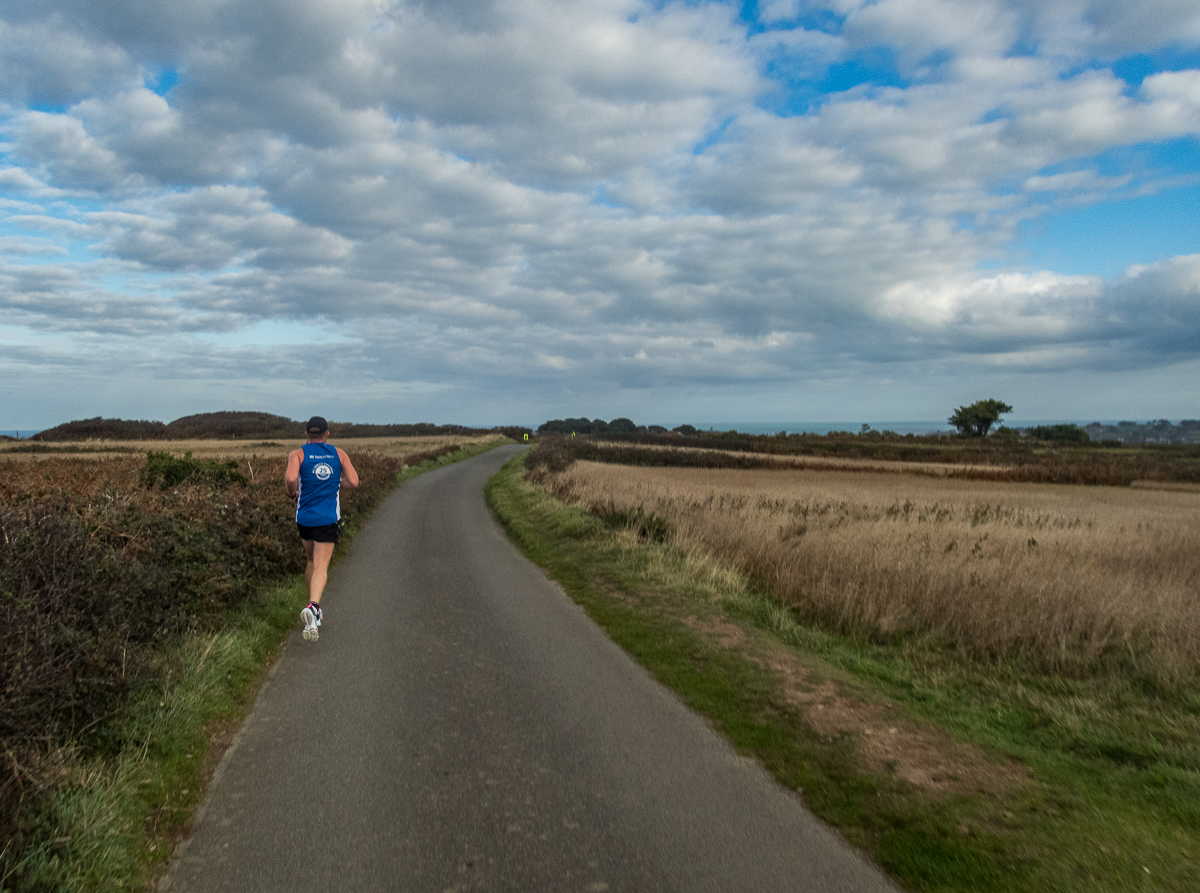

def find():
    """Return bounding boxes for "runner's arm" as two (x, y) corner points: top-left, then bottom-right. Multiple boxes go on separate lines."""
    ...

(337, 447), (360, 487)
(284, 449), (302, 502)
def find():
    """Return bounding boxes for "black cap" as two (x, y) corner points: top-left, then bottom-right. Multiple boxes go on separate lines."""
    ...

(305, 416), (329, 435)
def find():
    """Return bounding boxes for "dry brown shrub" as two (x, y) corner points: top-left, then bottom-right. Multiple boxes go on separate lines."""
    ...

(0, 434), (491, 464)
(537, 461), (1200, 683)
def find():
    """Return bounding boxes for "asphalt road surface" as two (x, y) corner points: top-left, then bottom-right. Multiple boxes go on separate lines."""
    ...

(163, 445), (898, 892)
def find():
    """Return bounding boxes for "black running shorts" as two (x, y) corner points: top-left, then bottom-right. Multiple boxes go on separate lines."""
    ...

(297, 522), (339, 543)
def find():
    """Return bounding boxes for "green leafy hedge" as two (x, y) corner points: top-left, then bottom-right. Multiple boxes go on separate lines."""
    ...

(139, 451), (248, 488)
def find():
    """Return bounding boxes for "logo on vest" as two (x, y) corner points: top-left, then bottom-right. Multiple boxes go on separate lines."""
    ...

(314, 463), (333, 481)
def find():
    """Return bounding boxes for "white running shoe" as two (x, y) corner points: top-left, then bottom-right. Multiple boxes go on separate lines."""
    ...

(301, 604), (320, 642)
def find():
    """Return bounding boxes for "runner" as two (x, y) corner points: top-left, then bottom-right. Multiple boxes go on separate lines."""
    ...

(284, 416), (359, 641)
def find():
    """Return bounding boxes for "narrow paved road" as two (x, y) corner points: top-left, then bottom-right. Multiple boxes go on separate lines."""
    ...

(163, 445), (897, 892)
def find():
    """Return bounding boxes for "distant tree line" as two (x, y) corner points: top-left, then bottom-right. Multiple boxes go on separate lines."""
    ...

(537, 417), (714, 436)
(945, 400), (1200, 445)
(1020, 424), (1090, 444)
(1081, 419), (1200, 444)
(32, 412), (530, 442)
(537, 417), (638, 435)
(534, 409), (1200, 448)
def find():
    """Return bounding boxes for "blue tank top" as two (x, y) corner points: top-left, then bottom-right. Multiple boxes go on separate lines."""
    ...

(296, 442), (343, 526)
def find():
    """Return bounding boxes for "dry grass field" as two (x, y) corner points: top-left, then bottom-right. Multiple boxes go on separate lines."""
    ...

(534, 461), (1200, 683)
(0, 435), (493, 504)
(0, 434), (491, 462)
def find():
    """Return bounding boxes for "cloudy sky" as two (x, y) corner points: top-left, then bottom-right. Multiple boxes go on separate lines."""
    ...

(2, 0), (1198, 429)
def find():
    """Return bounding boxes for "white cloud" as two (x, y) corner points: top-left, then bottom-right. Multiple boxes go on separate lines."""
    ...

(0, 0), (1197, 425)
(0, 236), (65, 256)
(1021, 170), (1127, 193)
(5, 110), (143, 193)
(89, 185), (353, 274)
(846, 0), (1018, 63)
(0, 16), (138, 107)
(1023, 0), (1200, 59)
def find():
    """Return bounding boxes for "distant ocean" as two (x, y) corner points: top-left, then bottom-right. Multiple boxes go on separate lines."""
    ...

(5, 430), (43, 439)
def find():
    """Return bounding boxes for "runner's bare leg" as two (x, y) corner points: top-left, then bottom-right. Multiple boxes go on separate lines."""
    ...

(302, 539), (336, 605)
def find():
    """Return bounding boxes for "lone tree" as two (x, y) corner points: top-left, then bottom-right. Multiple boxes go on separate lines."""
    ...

(949, 399), (1013, 436)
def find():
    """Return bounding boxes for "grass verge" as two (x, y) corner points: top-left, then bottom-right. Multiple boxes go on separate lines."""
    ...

(485, 454), (1200, 893)
(1, 439), (509, 893)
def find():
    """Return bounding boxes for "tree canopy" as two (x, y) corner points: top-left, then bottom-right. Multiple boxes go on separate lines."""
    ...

(537, 417), (642, 435)
(949, 399), (1013, 437)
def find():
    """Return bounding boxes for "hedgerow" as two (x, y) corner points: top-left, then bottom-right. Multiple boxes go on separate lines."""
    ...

(0, 450), (403, 883)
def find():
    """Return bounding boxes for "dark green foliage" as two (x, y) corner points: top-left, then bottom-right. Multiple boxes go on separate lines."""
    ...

(167, 412), (520, 440)
(537, 417), (648, 435)
(164, 411), (296, 439)
(538, 417), (604, 434)
(165, 412), (522, 440)
(140, 452), (248, 488)
(32, 410), (527, 443)
(32, 417), (168, 442)
(1025, 424), (1090, 443)
(606, 417), (638, 433)
(949, 399), (1013, 437)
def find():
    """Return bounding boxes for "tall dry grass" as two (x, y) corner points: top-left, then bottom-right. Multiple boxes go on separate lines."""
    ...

(534, 461), (1200, 683)
(0, 434), (491, 462)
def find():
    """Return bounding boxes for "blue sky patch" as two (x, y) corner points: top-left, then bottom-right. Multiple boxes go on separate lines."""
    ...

(1113, 48), (1200, 90)
(149, 68), (180, 96)
(763, 47), (909, 116)
(1013, 180), (1200, 277)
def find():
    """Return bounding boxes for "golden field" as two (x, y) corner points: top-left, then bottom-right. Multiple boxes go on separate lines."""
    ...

(534, 461), (1200, 682)
(0, 434), (492, 461)
(0, 435), (493, 502)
